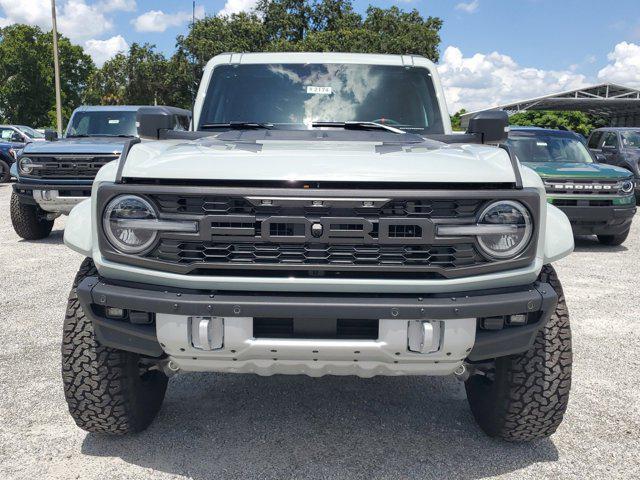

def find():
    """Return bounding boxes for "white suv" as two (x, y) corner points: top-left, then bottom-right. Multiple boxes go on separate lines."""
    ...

(61, 52), (574, 441)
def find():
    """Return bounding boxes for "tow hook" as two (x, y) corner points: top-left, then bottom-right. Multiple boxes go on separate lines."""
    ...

(453, 363), (471, 382)
(160, 359), (181, 377)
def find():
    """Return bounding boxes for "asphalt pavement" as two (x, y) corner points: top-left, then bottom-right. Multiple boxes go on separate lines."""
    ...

(0, 182), (638, 479)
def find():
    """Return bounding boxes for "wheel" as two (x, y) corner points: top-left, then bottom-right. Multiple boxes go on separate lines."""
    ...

(465, 265), (572, 441)
(10, 192), (54, 240)
(597, 228), (630, 246)
(0, 159), (10, 183)
(61, 258), (168, 434)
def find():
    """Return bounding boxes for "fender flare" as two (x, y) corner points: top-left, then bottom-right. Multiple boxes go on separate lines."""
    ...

(542, 203), (574, 264)
(64, 199), (93, 257)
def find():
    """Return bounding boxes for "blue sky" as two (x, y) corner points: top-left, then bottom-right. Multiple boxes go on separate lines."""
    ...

(2, 0), (640, 111)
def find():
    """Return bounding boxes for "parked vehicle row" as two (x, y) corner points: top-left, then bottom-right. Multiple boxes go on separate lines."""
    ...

(588, 127), (640, 203)
(504, 127), (636, 245)
(9, 105), (190, 239)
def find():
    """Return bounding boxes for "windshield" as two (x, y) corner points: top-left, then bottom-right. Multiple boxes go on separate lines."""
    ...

(198, 63), (444, 134)
(506, 134), (594, 164)
(17, 125), (45, 139)
(66, 110), (137, 137)
(621, 130), (640, 148)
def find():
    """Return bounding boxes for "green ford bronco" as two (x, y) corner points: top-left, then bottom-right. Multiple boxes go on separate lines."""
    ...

(505, 127), (636, 246)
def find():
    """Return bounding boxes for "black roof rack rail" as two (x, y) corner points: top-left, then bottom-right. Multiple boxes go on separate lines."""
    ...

(115, 137), (141, 184)
(499, 144), (523, 189)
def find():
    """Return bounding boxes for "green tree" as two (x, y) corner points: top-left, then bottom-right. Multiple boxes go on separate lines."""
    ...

(508, 110), (607, 137)
(176, 0), (442, 85)
(0, 24), (94, 127)
(450, 108), (467, 131)
(86, 43), (172, 106)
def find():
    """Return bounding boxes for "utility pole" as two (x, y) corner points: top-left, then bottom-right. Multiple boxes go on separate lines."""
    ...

(51, 0), (63, 136)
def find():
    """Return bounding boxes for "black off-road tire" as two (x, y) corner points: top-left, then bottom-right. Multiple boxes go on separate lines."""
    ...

(465, 265), (572, 441)
(10, 192), (54, 240)
(0, 159), (10, 183)
(61, 258), (168, 434)
(597, 228), (630, 246)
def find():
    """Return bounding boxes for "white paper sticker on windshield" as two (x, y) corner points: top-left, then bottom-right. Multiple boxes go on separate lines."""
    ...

(306, 86), (332, 95)
(108, 119), (120, 124)
(536, 142), (548, 147)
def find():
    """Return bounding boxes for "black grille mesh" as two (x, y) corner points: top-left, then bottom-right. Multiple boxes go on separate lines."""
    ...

(153, 240), (480, 269)
(26, 155), (118, 179)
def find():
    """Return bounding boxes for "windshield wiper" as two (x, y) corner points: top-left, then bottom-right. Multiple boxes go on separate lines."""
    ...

(201, 122), (273, 130)
(312, 121), (406, 134)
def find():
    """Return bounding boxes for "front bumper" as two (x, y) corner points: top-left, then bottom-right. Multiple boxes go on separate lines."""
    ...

(13, 182), (91, 214)
(558, 203), (636, 235)
(77, 275), (558, 377)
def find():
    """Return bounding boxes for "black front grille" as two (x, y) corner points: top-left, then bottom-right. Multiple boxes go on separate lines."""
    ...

(152, 194), (481, 218)
(98, 184), (540, 279)
(26, 155), (118, 179)
(253, 318), (379, 339)
(146, 194), (488, 276)
(153, 240), (479, 270)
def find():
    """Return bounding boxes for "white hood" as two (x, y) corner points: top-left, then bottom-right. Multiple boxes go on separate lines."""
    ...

(121, 138), (517, 184)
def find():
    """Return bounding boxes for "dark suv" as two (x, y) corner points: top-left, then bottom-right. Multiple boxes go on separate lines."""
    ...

(588, 128), (640, 202)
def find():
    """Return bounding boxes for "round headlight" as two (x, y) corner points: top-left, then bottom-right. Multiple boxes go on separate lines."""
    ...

(103, 195), (158, 253)
(621, 180), (634, 194)
(18, 157), (33, 174)
(477, 201), (532, 259)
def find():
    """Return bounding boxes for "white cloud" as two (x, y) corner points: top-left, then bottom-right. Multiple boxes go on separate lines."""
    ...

(218, 0), (258, 17)
(438, 46), (588, 112)
(0, 0), (51, 27)
(597, 41), (640, 88)
(99, 0), (136, 12)
(58, 0), (113, 41)
(0, 0), (115, 42)
(84, 35), (128, 66)
(455, 1), (479, 14)
(132, 6), (204, 33)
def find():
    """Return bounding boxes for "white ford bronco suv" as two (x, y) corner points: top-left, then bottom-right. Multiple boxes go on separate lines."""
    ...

(62, 52), (574, 441)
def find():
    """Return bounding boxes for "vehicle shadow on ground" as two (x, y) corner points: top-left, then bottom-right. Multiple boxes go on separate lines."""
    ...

(81, 374), (558, 479)
(17, 229), (64, 245)
(572, 235), (628, 253)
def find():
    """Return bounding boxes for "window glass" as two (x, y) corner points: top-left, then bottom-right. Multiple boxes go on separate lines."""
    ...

(66, 111), (137, 137)
(506, 134), (594, 163)
(602, 132), (619, 148)
(16, 125), (45, 139)
(588, 131), (603, 148)
(0, 128), (14, 141)
(620, 130), (640, 148)
(199, 63), (444, 134)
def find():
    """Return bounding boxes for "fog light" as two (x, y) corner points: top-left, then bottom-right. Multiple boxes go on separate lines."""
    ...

(407, 320), (441, 354)
(190, 316), (224, 350)
(105, 307), (126, 319)
(507, 314), (528, 325)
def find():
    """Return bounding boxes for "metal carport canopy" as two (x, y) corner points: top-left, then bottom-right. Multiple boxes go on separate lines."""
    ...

(460, 83), (640, 128)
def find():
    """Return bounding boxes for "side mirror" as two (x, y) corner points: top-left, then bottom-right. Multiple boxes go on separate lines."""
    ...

(44, 129), (58, 141)
(595, 153), (607, 162)
(10, 132), (24, 143)
(137, 106), (193, 140)
(466, 110), (509, 144)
